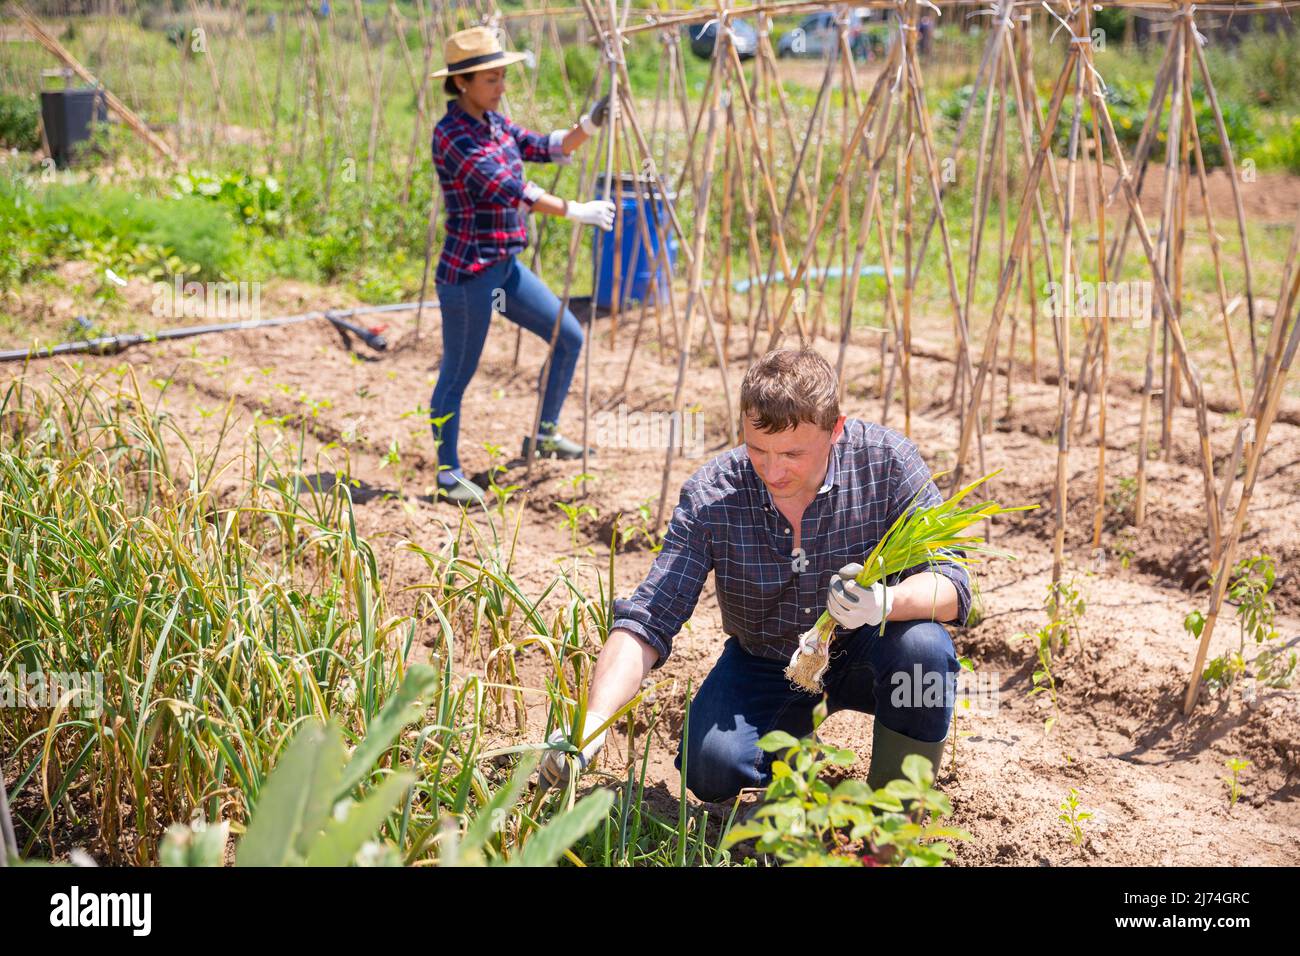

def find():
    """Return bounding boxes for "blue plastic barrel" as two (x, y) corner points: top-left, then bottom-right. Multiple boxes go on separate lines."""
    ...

(592, 175), (677, 310)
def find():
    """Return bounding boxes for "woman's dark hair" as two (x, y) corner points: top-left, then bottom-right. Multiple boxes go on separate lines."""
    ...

(443, 75), (463, 96)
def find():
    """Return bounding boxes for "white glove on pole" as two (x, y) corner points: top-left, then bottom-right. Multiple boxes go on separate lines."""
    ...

(826, 562), (893, 629)
(564, 199), (616, 231)
(539, 709), (610, 789)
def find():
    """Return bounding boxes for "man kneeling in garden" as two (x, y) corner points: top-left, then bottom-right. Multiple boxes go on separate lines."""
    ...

(540, 347), (970, 800)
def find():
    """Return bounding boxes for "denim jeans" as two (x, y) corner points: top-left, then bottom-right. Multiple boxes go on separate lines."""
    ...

(674, 618), (960, 803)
(431, 255), (584, 473)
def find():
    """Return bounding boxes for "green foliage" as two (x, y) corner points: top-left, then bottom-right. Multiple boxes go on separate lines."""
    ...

(1058, 788), (1092, 846)
(615, 497), (663, 553)
(1200, 555), (1294, 693)
(1227, 555), (1294, 688)
(174, 168), (285, 231)
(482, 441), (521, 514)
(1106, 475), (1139, 525)
(554, 499), (598, 551)
(0, 372), (417, 863)
(232, 715), (415, 866)
(0, 177), (235, 281)
(720, 702), (970, 866)
(159, 665), (608, 868)
(1201, 650), (1247, 693)
(0, 92), (41, 151)
(1260, 118), (1300, 175)
(1232, 29), (1300, 108)
(1054, 80), (1258, 170)
(937, 84), (1005, 129)
(1045, 577), (1086, 651)
(1092, 7), (1127, 43)
(1013, 578), (1085, 734)
(1222, 758), (1249, 808)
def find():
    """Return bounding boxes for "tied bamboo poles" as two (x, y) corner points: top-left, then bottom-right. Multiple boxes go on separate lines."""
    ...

(1183, 207), (1300, 714)
(528, 0), (738, 507)
(33, 1), (1294, 653)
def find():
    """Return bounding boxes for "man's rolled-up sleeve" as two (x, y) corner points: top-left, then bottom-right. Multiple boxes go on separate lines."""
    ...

(610, 486), (712, 669)
(883, 438), (973, 626)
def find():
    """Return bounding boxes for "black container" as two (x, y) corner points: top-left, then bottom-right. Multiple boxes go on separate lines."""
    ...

(39, 87), (107, 169)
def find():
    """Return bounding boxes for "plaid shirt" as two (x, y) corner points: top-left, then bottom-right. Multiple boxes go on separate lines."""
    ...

(432, 98), (571, 286)
(611, 418), (972, 669)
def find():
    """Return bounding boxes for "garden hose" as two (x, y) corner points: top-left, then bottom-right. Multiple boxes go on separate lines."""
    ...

(0, 300), (439, 363)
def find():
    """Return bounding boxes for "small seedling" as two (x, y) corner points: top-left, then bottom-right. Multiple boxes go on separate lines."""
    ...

(949, 656), (976, 772)
(553, 500), (598, 552)
(1105, 476), (1138, 525)
(1014, 623), (1060, 734)
(1222, 758), (1250, 807)
(1045, 577), (1086, 655)
(1058, 788), (1092, 846)
(616, 497), (663, 553)
(482, 441), (520, 513)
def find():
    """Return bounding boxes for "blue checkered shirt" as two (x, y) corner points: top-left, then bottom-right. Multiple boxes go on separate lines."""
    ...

(611, 418), (972, 669)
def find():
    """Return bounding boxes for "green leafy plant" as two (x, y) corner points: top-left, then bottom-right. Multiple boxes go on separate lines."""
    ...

(1222, 758), (1250, 808)
(437, 752), (615, 867)
(1228, 555), (1294, 688)
(787, 470), (1035, 690)
(0, 92), (40, 151)
(615, 497), (663, 553)
(720, 701), (969, 866)
(1058, 788), (1092, 847)
(1105, 475), (1139, 526)
(1015, 622), (1061, 734)
(1200, 555), (1294, 693)
(482, 441), (521, 513)
(553, 474), (599, 552)
(150, 665), (431, 867)
(1201, 650), (1247, 693)
(1013, 578), (1086, 734)
(1045, 577), (1087, 655)
(174, 168), (285, 232)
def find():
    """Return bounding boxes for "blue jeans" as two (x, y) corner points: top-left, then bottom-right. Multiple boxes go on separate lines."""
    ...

(674, 618), (960, 803)
(431, 255), (584, 473)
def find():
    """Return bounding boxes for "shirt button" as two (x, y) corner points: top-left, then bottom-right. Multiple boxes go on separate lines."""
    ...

(784, 527), (791, 534)
(803, 608), (811, 614)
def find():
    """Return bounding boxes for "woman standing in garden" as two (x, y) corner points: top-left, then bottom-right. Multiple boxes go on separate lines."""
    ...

(429, 25), (617, 505)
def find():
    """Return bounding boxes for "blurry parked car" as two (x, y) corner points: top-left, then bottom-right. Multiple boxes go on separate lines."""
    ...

(776, 7), (889, 61)
(681, 18), (759, 61)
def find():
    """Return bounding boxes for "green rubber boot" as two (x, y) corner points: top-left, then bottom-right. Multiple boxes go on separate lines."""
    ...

(865, 720), (948, 794)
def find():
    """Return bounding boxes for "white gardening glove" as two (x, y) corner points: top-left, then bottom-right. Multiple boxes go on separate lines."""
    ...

(826, 562), (893, 629)
(564, 199), (616, 231)
(539, 709), (610, 789)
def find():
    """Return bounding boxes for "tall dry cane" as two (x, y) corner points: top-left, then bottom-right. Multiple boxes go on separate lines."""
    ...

(785, 470), (1035, 692)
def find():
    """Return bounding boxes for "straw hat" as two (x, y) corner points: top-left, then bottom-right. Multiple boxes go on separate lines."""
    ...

(431, 26), (528, 78)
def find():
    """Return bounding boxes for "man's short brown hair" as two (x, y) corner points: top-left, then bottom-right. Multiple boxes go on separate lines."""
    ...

(739, 348), (840, 432)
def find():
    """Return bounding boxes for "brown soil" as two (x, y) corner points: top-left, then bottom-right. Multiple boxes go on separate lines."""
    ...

(5, 281), (1298, 866)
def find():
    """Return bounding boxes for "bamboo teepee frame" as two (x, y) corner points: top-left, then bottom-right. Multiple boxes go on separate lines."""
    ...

(6, 0), (1299, 712)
